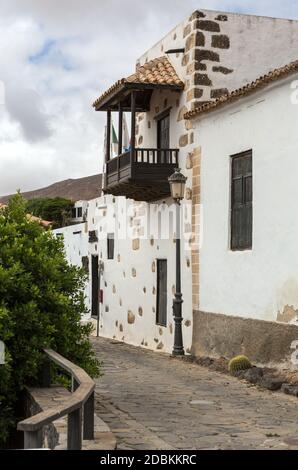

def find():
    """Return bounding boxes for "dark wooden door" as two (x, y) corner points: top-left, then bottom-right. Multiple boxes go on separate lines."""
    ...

(231, 150), (252, 250)
(156, 259), (167, 326)
(91, 255), (99, 318)
(157, 113), (170, 163)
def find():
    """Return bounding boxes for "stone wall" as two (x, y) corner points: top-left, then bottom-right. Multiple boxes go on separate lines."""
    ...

(192, 310), (298, 367)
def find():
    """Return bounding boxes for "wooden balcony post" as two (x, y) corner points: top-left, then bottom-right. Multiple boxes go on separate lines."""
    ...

(83, 391), (94, 440)
(130, 91), (136, 177)
(105, 109), (111, 189)
(118, 103), (123, 181)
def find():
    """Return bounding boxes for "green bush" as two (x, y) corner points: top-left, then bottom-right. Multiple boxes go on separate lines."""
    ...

(26, 197), (74, 228)
(228, 355), (252, 375)
(0, 194), (100, 447)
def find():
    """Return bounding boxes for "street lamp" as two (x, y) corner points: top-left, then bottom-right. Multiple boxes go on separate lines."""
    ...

(168, 168), (187, 356)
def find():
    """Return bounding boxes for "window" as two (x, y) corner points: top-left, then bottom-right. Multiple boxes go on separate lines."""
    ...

(77, 207), (83, 218)
(156, 259), (167, 326)
(157, 111), (170, 149)
(71, 207), (76, 218)
(107, 233), (114, 260)
(230, 150), (252, 250)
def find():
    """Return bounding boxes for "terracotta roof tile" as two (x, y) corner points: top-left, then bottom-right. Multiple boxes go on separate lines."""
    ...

(93, 56), (184, 109)
(0, 203), (52, 227)
(185, 60), (298, 119)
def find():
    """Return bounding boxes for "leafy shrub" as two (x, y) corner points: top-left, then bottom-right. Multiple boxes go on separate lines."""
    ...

(0, 194), (100, 447)
(228, 355), (252, 375)
(26, 197), (74, 228)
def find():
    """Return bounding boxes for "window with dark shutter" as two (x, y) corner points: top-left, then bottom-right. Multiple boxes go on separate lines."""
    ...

(107, 233), (114, 260)
(156, 259), (167, 326)
(77, 207), (83, 218)
(231, 150), (252, 250)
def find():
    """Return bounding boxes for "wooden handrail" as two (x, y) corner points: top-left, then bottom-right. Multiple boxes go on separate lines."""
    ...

(17, 349), (95, 450)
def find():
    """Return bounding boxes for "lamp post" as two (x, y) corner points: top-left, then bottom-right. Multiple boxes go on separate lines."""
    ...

(168, 168), (187, 356)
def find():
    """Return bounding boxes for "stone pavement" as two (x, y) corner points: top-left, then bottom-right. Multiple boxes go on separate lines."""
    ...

(92, 337), (298, 450)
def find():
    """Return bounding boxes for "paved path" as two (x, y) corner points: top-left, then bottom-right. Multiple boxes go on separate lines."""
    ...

(92, 337), (298, 450)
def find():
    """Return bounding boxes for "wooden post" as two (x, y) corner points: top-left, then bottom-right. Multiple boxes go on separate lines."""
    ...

(118, 103), (123, 181)
(130, 91), (136, 177)
(67, 408), (82, 450)
(83, 391), (94, 440)
(24, 430), (43, 449)
(105, 109), (111, 188)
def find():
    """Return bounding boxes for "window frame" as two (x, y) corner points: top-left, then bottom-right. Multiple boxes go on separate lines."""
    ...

(107, 233), (115, 260)
(230, 149), (253, 251)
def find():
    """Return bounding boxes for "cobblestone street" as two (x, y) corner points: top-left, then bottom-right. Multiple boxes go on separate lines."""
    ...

(92, 337), (298, 450)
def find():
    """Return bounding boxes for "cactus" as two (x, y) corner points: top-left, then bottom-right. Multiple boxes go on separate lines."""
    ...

(228, 355), (252, 375)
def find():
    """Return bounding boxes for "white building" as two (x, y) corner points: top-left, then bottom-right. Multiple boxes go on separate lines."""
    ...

(55, 9), (298, 362)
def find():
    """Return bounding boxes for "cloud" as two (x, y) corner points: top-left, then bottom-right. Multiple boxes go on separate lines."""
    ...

(0, 0), (298, 195)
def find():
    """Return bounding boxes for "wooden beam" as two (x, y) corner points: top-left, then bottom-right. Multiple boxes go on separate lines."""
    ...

(130, 91), (136, 177)
(118, 104), (123, 182)
(106, 110), (111, 163)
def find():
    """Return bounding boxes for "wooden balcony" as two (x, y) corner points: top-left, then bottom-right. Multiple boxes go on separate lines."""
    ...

(104, 148), (179, 201)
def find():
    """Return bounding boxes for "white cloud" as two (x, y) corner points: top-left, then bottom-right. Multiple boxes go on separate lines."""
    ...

(0, 0), (298, 195)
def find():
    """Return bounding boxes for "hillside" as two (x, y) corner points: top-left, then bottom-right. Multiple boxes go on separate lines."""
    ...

(0, 174), (102, 204)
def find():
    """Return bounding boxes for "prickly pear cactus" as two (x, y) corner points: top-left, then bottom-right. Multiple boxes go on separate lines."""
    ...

(228, 355), (252, 375)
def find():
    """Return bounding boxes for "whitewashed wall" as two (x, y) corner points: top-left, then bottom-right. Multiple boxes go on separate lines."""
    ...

(54, 222), (91, 319)
(195, 74), (298, 324)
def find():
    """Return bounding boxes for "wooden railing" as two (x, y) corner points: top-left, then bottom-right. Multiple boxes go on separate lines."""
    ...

(17, 349), (95, 450)
(134, 148), (179, 165)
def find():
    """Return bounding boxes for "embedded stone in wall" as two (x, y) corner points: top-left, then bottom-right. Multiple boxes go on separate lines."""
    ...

(211, 88), (229, 99)
(212, 34), (230, 49)
(143, 286), (146, 293)
(127, 311), (135, 324)
(185, 32), (205, 52)
(215, 14), (228, 21)
(115, 320), (118, 327)
(159, 327), (163, 336)
(212, 65), (233, 75)
(152, 286), (156, 295)
(157, 341), (164, 350)
(138, 113), (144, 122)
(144, 342), (148, 346)
(186, 153), (193, 169)
(193, 73), (212, 86)
(148, 121), (151, 129)
(169, 323), (173, 334)
(195, 20), (220, 32)
(187, 61), (206, 74)
(119, 298), (122, 306)
(189, 10), (206, 20)
(117, 254), (121, 262)
(112, 285), (116, 294)
(123, 271), (126, 278)
(186, 258), (191, 267)
(154, 338), (159, 343)
(181, 54), (189, 67)
(105, 305), (109, 312)
(138, 136), (143, 145)
(119, 324), (123, 332)
(132, 238), (140, 250)
(190, 132), (194, 144)
(172, 284), (175, 294)
(132, 268), (137, 277)
(138, 307), (143, 316)
(152, 306), (155, 313)
(185, 120), (193, 131)
(185, 319), (191, 327)
(185, 187), (192, 200)
(179, 134), (189, 147)
(193, 49), (219, 63)
(177, 105), (188, 122)
(183, 24), (191, 38)
(155, 106), (160, 114)
(173, 32), (177, 40)
(187, 88), (203, 102)
(151, 261), (156, 273)
(150, 236), (154, 246)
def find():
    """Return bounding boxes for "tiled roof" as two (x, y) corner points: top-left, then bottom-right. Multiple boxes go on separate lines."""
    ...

(0, 203), (52, 227)
(185, 60), (298, 119)
(93, 56), (184, 109)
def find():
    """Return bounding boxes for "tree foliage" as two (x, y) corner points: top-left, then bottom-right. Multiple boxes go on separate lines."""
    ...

(0, 194), (100, 447)
(26, 197), (74, 228)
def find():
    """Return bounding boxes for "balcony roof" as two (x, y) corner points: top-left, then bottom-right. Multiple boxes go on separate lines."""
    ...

(93, 56), (184, 111)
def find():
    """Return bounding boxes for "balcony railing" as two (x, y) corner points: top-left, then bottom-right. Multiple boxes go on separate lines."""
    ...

(105, 148), (179, 201)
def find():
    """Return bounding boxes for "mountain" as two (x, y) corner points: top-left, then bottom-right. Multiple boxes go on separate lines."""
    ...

(0, 174), (102, 204)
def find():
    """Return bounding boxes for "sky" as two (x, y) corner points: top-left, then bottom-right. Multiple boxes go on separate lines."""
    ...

(1, 0), (298, 196)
